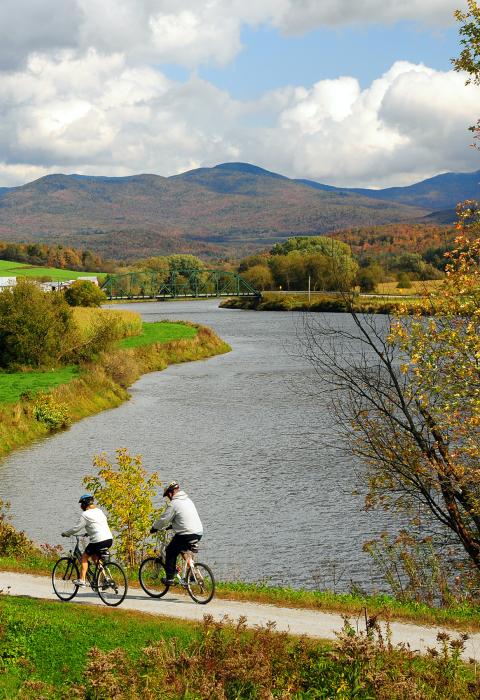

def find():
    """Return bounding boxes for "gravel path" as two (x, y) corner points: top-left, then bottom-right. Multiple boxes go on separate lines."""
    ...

(1, 570), (479, 660)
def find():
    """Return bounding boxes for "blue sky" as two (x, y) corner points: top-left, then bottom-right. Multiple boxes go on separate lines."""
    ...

(199, 22), (462, 98)
(0, 1), (477, 188)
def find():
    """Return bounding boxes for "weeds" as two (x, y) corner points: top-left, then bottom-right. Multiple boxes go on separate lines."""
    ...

(9, 611), (480, 699)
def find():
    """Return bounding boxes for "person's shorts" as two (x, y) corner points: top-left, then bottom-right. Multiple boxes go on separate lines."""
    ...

(85, 538), (113, 556)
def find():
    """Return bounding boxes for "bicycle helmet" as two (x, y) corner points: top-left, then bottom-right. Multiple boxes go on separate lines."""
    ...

(163, 481), (179, 497)
(79, 494), (94, 508)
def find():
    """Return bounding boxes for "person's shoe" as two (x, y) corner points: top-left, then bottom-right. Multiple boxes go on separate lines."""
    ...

(161, 577), (176, 585)
(73, 579), (87, 587)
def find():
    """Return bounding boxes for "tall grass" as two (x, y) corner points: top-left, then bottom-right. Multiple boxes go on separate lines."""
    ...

(72, 307), (143, 338)
(1, 598), (477, 699)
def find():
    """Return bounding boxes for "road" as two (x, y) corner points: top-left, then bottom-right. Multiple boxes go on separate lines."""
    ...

(1, 571), (479, 660)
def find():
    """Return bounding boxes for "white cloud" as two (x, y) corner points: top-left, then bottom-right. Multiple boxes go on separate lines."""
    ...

(0, 1), (464, 72)
(0, 39), (478, 189)
(274, 0), (465, 34)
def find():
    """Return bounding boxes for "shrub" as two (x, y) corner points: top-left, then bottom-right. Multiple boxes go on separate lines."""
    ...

(64, 280), (107, 307)
(33, 392), (70, 431)
(0, 500), (36, 558)
(0, 279), (76, 369)
(84, 449), (161, 567)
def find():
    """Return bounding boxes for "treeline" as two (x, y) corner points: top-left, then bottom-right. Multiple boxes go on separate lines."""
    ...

(238, 236), (358, 291)
(0, 241), (115, 272)
(236, 232), (450, 293)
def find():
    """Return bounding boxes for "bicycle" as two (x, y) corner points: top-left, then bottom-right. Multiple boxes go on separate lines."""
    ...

(138, 533), (215, 604)
(52, 535), (128, 607)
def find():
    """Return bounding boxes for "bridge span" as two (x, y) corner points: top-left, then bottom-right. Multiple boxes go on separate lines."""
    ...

(101, 269), (259, 300)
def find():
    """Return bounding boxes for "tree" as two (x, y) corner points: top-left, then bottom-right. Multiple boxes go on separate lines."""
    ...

(396, 272), (412, 289)
(84, 449), (161, 567)
(453, 0), (480, 143)
(356, 263), (384, 293)
(242, 264), (274, 291)
(300, 210), (480, 572)
(64, 280), (107, 307)
(0, 279), (76, 368)
(271, 236), (351, 258)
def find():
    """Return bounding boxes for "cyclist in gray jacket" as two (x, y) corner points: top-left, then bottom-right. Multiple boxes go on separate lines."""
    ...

(151, 481), (203, 584)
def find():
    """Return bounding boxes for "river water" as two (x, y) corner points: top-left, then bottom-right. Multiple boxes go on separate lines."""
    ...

(0, 300), (393, 590)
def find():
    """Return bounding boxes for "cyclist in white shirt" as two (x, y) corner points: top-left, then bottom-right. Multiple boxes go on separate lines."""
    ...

(61, 494), (113, 587)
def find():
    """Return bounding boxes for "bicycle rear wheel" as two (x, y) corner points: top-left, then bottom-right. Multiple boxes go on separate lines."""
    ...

(186, 562), (215, 604)
(96, 562), (128, 606)
(138, 557), (169, 598)
(52, 557), (80, 601)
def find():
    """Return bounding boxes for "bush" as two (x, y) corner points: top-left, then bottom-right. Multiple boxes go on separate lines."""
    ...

(0, 500), (36, 558)
(84, 449), (161, 567)
(397, 272), (413, 289)
(0, 280), (76, 369)
(33, 392), (70, 431)
(64, 280), (107, 307)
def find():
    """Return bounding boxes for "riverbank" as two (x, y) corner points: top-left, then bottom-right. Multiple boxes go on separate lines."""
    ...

(221, 291), (422, 314)
(0, 320), (230, 460)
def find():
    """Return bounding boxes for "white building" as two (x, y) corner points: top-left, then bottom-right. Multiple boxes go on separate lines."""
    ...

(0, 276), (17, 290)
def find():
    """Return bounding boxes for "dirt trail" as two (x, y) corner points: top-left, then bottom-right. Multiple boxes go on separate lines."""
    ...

(1, 570), (479, 660)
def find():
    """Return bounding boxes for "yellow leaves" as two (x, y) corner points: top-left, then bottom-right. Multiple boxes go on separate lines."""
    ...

(84, 448), (162, 567)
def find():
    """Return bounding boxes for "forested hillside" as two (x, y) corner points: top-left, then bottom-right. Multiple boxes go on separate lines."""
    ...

(0, 164), (428, 259)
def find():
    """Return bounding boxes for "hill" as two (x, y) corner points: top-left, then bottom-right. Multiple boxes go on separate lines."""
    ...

(345, 169), (480, 211)
(0, 164), (428, 259)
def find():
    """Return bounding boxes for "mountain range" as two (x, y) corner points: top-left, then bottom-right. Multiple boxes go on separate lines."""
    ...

(0, 163), (477, 259)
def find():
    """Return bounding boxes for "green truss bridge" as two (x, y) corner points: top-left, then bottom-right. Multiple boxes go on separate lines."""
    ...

(101, 269), (260, 300)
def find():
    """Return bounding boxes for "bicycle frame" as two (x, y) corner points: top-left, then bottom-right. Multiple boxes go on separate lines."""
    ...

(71, 535), (108, 590)
(154, 533), (196, 584)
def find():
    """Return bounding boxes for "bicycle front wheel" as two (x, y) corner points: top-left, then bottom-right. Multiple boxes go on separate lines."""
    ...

(96, 562), (128, 606)
(186, 562), (215, 604)
(138, 557), (169, 598)
(52, 557), (80, 601)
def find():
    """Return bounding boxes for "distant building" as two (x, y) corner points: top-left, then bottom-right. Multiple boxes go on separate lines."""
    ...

(0, 276), (17, 290)
(77, 276), (99, 286)
(39, 281), (71, 292)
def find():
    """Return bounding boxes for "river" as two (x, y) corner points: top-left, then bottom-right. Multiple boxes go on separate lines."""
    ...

(0, 300), (393, 591)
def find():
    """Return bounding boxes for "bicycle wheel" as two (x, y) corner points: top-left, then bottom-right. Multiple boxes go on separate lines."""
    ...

(138, 557), (169, 598)
(52, 557), (80, 601)
(96, 561), (128, 606)
(186, 562), (215, 604)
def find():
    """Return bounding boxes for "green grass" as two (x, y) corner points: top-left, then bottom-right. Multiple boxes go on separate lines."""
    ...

(119, 321), (197, 348)
(0, 367), (79, 404)
(0, 596), (196, 695)
(0, 259), (104, 282)
(0, 321), (196, 405)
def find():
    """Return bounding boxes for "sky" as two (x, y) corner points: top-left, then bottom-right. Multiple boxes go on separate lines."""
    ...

(0, 0), (478, 189)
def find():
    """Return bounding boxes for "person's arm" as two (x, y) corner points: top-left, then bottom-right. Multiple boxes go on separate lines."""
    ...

(61, 513), (86, 537)
(151, 505), (174, 532)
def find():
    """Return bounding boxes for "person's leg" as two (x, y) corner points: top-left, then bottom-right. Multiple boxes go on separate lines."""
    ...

(165, 535), (185, 579)
(80, 552), (89, 580)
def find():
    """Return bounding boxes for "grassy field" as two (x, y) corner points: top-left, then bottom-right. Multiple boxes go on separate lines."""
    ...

(120, 321), (197, 348)
(0, 259), (104, 282)
(0, 596), (196, 696)
(0, 367), (79, 404)
(0, 595), (477, 699)
(376, 279), (444, 295)
(0, 308), (143, 405)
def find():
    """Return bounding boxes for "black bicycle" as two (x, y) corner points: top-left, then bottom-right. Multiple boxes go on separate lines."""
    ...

(138, 534), (215, 604)
(52, 535), (128, 607)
